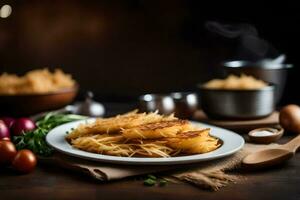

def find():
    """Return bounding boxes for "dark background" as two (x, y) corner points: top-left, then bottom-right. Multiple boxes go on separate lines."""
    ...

(0, 0), (299, 105)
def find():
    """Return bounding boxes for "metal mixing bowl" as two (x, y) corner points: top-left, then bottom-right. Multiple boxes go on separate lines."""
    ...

(223, 60), (292, 103)
(170, 92), (199, 119)
(139, 94), (175, 115)
(139, 92), (199, 118)
(198, 84), (276, 119)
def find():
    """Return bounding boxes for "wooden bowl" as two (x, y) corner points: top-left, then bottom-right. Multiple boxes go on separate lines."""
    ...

(248, 127), (284, 144)
(0, 86), (78, 116)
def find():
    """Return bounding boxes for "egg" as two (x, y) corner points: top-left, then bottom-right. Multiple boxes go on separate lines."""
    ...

(279, 104), (300, 134)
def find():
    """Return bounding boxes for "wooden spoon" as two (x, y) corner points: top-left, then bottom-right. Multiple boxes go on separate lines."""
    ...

(242, 134), (300, 169)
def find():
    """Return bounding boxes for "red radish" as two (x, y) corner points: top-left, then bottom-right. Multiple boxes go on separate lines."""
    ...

(0, 120), (10, 140)
(12, 118), (36, 136)
(0, 117), (16, 128)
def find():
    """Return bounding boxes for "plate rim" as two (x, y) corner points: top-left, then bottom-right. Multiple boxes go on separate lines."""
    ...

(46, 119), (244, 165)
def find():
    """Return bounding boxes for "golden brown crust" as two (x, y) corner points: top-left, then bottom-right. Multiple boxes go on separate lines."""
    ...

(175, 128), (210, 138)
(66, 110), (177, 140)
(122, 120), (193, 139)
(138, 120), (189, 131)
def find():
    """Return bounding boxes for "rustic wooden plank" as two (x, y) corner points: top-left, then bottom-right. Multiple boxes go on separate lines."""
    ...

(1, 144), (300, 200)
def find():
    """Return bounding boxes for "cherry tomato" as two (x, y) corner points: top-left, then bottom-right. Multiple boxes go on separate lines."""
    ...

(12, 149), (37, 174)
(0, 140), (17, 165)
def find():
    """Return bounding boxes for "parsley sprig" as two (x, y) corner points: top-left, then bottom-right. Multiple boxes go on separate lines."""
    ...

(13, 113), (86, 156)
(143, 174), (168, 186)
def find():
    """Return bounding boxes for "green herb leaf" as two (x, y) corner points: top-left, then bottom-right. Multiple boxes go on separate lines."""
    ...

(13, 113), (86, 157)
(147, 174), (157, 180)
(144, 178), (156, 186)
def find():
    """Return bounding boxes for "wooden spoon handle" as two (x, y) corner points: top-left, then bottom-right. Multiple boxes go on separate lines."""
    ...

(282, 134), (300, 153)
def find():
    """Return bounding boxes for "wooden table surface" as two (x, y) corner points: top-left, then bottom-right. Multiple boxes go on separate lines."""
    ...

(1, 103), (300, 200)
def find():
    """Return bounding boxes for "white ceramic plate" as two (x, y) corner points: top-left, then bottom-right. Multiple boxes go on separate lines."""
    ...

(46, 119), (244, 165)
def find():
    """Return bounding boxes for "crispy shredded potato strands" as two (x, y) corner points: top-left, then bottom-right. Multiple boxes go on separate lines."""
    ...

(204, 74), (267, 90)
(0, 68), (76, 95)
(66, 110), (220, 157)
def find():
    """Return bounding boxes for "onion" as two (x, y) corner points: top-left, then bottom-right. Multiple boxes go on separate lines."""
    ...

(0, 117), (16, 128)
(279, 104), (300, 134)
(12, 118), (36, 136)
(0, 120), (10, 140)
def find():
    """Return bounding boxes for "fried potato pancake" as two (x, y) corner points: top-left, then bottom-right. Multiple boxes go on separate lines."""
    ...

(66, 110), (177, 140)
(66, 110), (220, 157)
(122, 120), (193, 139)
(166, 129), (220, 154)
